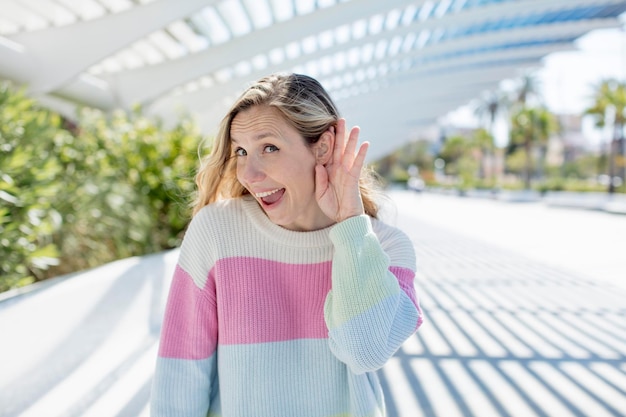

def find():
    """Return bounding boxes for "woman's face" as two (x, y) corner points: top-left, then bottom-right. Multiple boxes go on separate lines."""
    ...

(231, 105), (333, 231)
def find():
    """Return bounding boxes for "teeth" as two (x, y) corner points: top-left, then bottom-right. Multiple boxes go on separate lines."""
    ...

(255, 188), (281, 198)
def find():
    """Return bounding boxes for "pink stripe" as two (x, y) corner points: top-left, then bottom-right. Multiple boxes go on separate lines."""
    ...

(390, 266), (423, 329)
(158, 265), (217, 359)
(390, 266), (417, 307)
(214, 257), (332, 345)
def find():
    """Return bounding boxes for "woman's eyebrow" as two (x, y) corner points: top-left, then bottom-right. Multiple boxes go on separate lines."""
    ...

(231, 132), (276, 144)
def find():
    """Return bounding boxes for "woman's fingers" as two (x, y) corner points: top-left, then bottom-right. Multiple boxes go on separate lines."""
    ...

(332, 118), (346, 164)
(331, 118), (362, 170)
(343, 126), (360, 168)
(318, 119), (368, 222)
(352, 141), (369, 175)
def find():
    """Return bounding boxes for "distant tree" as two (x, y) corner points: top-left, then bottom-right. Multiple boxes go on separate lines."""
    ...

(473, 91), (509, 182)
(408, 140), (435, 176)
(474, 90), (509, 133)
(436, 135), (477, 190)
(510, 106), (558, 189)
(585, 78), (626, 193)
(438, 135), (468, 174)
(513, 71), (543, 107)
(471, 128), (495, 181)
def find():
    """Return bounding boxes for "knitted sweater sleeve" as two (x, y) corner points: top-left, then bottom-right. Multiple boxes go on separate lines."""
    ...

(151, 211), (217, 417)
(324, 215), (422, 374)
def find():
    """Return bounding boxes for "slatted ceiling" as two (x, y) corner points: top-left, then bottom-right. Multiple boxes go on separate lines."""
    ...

(149, 30), (186, 59)
(418, 2), (435, 21)
(332, 52), (346, 71)
(187, 14), (213, 46)
(98, 0), (134, 13)
(387, 35), (401, 56)
(347, 20), (363, 41)
(368, 13), (384, 35)
(2, 1), (47, 32)
(282, 41), (296, 59)
(201, 7), (232, 44)
(0, 0), (624, 160)
(23, 0), (76, 26)
(250, 53), (269, 70)
(268, 0), (294, 22)
(0, 19), (17, 35)
(313, 0), (330, 8)
(435, 0), (453, 17)
(214, 67), (233, 83)
(180, 15), (211, 48)
(61, 0), (107, 20)
(217, 0), (250, 37)
(167, 20), (209, 53)
(358, 41), (375, 63)
(322, 24), (339, 45)
(113, 41), (145, 72)
(95, 56), (119, 73)
(452, 0), (467, 12)
(242, 0), (273, 29)
(199, 76), (215, 88)
(385, 8), (403, 30)
(116, 47), (142, 69)
(294, 0), (315, 15)
(134, 37), (165, 63)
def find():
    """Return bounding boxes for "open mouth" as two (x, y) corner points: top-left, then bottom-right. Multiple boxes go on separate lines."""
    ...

(255, 188), (285, 205)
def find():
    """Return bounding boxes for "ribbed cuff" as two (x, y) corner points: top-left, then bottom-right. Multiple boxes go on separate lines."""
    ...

(329, 215), (372, 245)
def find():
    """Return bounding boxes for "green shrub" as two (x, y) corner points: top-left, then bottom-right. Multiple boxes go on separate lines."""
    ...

(0, 83), (206, 292)
(0, 84), (69, 290)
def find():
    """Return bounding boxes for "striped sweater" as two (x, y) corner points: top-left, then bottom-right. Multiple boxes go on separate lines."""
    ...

(151, 195), (422, 417)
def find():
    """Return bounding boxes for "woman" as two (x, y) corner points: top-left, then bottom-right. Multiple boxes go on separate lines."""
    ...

(151, 73), (422, 417)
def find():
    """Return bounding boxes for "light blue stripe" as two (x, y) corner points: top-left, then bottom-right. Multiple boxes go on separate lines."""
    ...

(328, 292), (419, 374)
(151, 355), (217, 417)
(217, 339), (384, 417)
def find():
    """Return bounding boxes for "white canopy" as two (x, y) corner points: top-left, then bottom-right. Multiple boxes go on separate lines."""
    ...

(1, 0), (625, 159)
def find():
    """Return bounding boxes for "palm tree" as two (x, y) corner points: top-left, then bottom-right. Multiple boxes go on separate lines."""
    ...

(438, 135), (477, 192)
(474, 90), (507, 130)
(509, 71), (557, 184)
(473, 90), (509, 182)
(510, 106), (558, 189)
(585, 78), (626, 194)
(471, 128), (495, 180)
(514, 71), (543, 107)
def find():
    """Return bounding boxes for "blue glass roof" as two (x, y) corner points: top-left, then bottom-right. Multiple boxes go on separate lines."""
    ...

(451, 4), (626, 39)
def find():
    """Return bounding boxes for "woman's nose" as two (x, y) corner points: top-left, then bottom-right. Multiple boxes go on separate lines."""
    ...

(240, 155), (265, 183)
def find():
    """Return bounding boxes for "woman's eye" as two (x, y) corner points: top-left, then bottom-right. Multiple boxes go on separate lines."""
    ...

(264, 145), (279, 153)
(234, 147), (246, 156)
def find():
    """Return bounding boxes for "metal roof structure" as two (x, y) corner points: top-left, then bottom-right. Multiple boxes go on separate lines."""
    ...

(1, 0), (625, 160)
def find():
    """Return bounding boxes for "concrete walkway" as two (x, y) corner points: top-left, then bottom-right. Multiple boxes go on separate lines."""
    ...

(0, 191), (625, 416)
(0, 250), (176, 417)
(379, 191), (626, 416)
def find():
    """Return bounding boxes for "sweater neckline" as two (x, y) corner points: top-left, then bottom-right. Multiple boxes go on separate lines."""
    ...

(241, 195), (334, 248)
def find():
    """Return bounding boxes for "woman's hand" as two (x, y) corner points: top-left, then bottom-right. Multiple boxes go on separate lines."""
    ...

(315, 118), (369, 223)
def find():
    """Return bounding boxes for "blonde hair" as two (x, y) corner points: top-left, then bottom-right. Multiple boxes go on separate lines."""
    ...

(193, 73), (381, 218)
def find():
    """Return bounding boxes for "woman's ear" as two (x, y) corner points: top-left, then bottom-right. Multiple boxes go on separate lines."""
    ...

(314, 129), (334, 165)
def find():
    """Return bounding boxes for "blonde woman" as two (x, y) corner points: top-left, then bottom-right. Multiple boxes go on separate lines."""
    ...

(151, 73), (422, 417)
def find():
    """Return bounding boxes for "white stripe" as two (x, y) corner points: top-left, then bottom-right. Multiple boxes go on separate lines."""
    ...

(500, 360), (577, 417)
(412, 358), (464, 417)
(471, 360), (540, 417)
(530, 361), (614, 417)
(561, 362), (626, 413)
(382, 358), (425, 417)
(441, 359), (501, 417)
